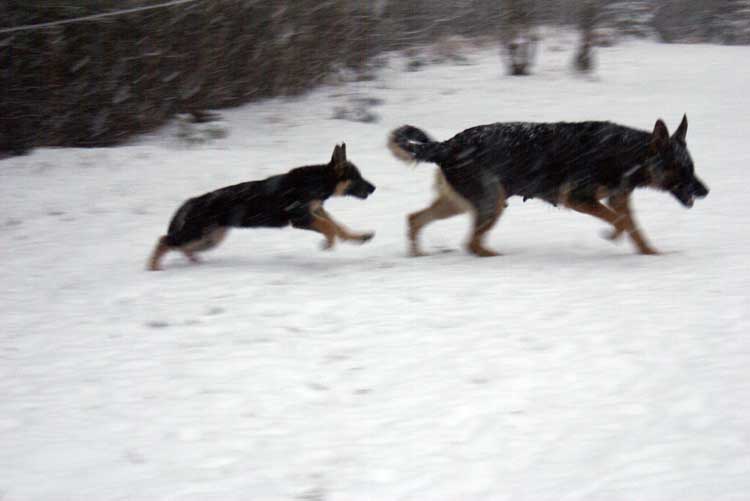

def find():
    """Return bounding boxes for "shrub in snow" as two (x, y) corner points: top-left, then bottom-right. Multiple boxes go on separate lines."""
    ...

(332, 105), (380, 124)
(331, 96), (382, 124)
(175, 113), (229, 145)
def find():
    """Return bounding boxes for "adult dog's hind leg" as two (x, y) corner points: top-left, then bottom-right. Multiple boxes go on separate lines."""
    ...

(407, 194), (466, 256)
(466, 186), (506, 258)
(313, 207), (374, 244)
(607, 194), (659, 255)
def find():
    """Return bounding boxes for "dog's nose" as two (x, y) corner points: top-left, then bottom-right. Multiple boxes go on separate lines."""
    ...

(695, 183), (709, 197)
(368, 184), (376, 194)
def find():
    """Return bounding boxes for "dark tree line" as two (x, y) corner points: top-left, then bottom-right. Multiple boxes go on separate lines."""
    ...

(1, 0), (748, 153)
(654, 0), (750, 44)
(0, 0), (508, 152)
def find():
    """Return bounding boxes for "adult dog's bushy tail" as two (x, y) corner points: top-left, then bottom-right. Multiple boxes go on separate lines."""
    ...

(388, 125), (446, 165)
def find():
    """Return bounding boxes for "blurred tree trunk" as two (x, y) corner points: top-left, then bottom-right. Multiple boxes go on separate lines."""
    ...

(501, 0), (538, 76)
(574, 0), (598, 73)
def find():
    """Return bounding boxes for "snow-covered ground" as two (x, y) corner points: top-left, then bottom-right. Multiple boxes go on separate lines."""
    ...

(2, 38), (749, 500)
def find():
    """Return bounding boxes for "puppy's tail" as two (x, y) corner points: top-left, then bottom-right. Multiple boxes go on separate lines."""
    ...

(388, 125), (447, 165)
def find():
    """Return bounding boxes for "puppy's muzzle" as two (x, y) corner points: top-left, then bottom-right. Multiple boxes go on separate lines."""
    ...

(350, 180), (376, 199)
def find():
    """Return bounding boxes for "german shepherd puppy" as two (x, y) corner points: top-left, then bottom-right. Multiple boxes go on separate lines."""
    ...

(147, 144), (375, 270)
(389, 115), (708, 257)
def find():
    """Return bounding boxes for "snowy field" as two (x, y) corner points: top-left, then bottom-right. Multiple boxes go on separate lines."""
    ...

(2, 38), (750, 500)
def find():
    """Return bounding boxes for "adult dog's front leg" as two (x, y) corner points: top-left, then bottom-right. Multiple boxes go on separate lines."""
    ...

(607, 194), (659, 255)
(567, 198), (658, 255)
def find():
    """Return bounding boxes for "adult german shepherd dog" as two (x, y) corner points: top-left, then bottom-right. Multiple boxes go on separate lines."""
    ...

(148, 144), (375, 270)
(389, 115), (708, 257)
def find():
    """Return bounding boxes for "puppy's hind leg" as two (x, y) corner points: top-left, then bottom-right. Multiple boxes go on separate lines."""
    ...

(147, 236), (172, 271)
(182, 250), (201, 264)
(179, 227), (229, 263)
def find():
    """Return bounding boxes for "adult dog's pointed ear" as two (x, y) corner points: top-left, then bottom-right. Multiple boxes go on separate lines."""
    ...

(651, 119), (670, 151)
(673, 113), (688, 143)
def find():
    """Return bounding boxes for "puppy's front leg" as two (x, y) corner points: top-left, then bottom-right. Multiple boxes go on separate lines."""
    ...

(313, 207), (374, 244)
(293, 214), (337, 250)
(312, 217), (337, 250)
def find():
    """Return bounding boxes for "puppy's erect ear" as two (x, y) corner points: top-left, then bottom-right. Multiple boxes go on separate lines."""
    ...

(651, 119), (670, 151)
(673, 113), (688, 143)
(330, 144), (342, 166)
(330, 143), (347, 175)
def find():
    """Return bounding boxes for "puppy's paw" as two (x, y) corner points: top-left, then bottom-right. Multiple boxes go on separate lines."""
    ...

(601, 228), (623, 242)
(639, 247), (660, 256)
(356, 232), (375, 244)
